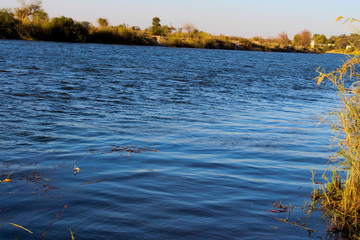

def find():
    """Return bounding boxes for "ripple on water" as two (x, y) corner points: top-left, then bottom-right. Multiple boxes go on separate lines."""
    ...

(0, 40), (342, 239)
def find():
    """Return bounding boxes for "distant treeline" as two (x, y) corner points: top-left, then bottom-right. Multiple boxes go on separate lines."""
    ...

(0, 6), (153, 45)
(312, 33), (360, 52)
(0, 4), (285, 51)
(0, 1), (357, 53)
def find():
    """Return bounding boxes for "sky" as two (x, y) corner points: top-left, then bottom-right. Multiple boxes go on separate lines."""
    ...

(1, 0), (360, 38)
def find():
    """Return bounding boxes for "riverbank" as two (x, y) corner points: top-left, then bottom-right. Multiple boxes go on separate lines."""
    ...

(325, 49), (359, 55)
(151, 35), (315, 53)
(0, 28), (315, 54)
(0, 7), (318, 53)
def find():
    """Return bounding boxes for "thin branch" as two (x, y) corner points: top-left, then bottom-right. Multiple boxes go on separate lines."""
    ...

(39, 205), (68, 240)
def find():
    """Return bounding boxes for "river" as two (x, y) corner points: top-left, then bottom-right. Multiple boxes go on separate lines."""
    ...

(0, 39), (343, 239)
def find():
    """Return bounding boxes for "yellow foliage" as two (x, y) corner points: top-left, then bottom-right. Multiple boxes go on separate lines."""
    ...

(336, 16), (343, 22)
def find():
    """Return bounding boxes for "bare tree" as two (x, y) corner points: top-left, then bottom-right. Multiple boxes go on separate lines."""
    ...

(299, 29), (311, 47)
(182, 22), (195, 33)
(293, 29), (312, 47)
(277, 32), (289, 44)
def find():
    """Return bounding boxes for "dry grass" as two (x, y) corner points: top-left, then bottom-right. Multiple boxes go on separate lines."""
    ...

(313, 18), (360, 237)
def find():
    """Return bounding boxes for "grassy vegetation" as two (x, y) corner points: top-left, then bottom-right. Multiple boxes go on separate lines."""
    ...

(0, 0), (335, 53)
(312, 17), (360, 239)
(2, 1), (360, 54)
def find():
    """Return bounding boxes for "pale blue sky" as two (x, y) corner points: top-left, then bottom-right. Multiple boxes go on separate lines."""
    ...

(1, 0), (359, 38)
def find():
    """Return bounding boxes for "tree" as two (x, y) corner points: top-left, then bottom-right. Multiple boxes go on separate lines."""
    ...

(50, 16), (88, 42)
(182, 22), (195, 33)
(14, 0), (44, 21)
(161, 25), (174, 35)
(81, 21), (92, 30)
(313, 34), (328, 44)
(0, 9), (19, 38)
(334, 37), (348, 49)
(299, 30), (311, 47)
(151, 17), (162, 35)
(152, 17), (161, 28)
(277, 32), (289, 45)
(32, 8), (48, 22)
(97, 18), (109, 28)
(293, 29), (311, 47)
(131, 26), (141, 31)
(293, 34), (301, 46)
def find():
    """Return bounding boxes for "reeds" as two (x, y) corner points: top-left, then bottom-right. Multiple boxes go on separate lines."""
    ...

(314, 19), (360, 236)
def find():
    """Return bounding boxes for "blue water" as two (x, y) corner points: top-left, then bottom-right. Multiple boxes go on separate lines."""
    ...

(0, 40), (344, 239)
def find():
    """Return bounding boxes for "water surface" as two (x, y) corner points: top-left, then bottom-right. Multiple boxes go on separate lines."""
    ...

(0, 40), (343, 239)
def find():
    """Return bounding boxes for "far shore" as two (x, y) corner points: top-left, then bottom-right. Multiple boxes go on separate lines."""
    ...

(1, 4), (355, 54)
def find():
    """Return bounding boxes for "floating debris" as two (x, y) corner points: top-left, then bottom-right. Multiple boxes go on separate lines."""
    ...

(78, 179), (107, 185)
(1, 173), (12, 183)
(9, 222), (33, 234)
(273, 201), (289, 212)
(87, 145), (160, 158)
(272, 217), (317, 232)
(110, 145), (160, 157)
(268, 210), (287, 213)
(1, 162), (60, 194)
(73, 166), (80, 176)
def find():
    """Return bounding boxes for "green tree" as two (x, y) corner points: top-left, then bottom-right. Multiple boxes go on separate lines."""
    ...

(0, 9), (19, 38)
(131, 26), (141, 31)
(32, 8), (48, 23)
(293, 34), (301, 46)
(81, 21), (91, 30)
(334, 37), (348, 49)
(328, 35), (337, 44)
(50, 16), (88, 42)
(347, 33), (360, 49)
(97, 18), (109, 28)
(313, 34), (328, 44)
(151, 17), (163, 35)
(161, 25), (175, 35)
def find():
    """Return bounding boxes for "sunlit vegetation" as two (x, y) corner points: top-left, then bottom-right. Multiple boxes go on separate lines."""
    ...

(312, 16), (360, 239)
(0, 0), (357, 53)
(293, 29), (312, 49)
(0, 0), (154, 45)
(312, 29), (360, 53)
(250, 32), (294, 52)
